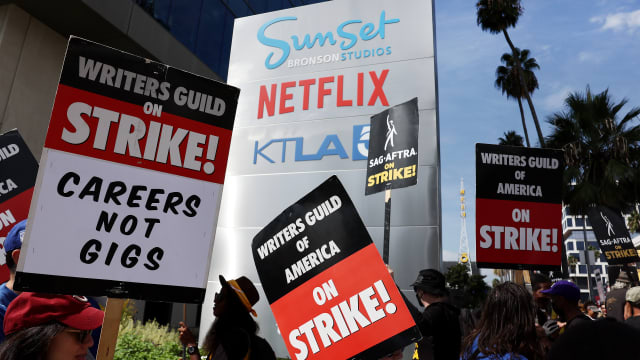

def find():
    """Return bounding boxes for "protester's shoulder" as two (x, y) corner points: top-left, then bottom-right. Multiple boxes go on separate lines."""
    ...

(625, 316), (640, 331)
(250, 335), (276, 360)
(0, 283), (16, 306)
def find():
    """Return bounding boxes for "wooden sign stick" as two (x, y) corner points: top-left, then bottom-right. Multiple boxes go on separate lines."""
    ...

(97, 298), (125, 360)
(383, 183), (392, 264)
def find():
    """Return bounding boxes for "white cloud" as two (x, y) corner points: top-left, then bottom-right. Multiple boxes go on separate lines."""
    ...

(578, 51), (604, 63)
(590, 9), (640, 32)
(543, 86), (572, 111)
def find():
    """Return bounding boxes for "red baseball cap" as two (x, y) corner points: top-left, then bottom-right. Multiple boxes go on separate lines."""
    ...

(4, 293), (104, 336)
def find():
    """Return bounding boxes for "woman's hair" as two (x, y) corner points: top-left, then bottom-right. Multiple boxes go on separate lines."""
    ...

(461, 282), (544, 360)
(203, 283), (259, 356)
(0, 322), (65, 360)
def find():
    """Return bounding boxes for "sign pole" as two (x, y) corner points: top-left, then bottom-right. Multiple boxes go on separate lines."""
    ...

(182, 304), (187, 360)
(383, 184), (392, 264)
(96, 298), (125, 360)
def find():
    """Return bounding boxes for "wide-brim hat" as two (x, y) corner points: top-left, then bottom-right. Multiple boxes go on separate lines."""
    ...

(4, 293), (103, 336)
(220, 275), (259, 317)
(411, 269), (447, 294)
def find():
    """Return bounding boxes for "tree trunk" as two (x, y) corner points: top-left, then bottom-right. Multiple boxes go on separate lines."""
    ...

(517, 97), (531, 147)
(502, 29), (546, 147)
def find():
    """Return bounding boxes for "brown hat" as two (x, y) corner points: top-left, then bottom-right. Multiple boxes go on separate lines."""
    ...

(220, 275), (259, 317)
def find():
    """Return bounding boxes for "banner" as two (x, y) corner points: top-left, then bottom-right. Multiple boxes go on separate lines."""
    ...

(0, 130), (38, 282)
(252, 176), (418, 360)
(365, 98), (419, 195)
(15, 37), (239, 303)
(475, 144), (563, 270)
(587, 206), (640, 265)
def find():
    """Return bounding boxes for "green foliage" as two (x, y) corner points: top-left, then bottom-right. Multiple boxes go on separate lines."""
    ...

(628, 210), (640, 233)
(446, 264), (489, 308)
(446, 263), (470, 290)
(567, 255), (579, 266)
(546, 86), (640, 214)
(114, 316), (182, 360)
(498, 131), (525, 146)
(476, 0), (522, 34)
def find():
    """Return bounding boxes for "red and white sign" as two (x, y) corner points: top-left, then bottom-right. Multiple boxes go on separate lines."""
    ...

(475, 144), (563, 270)
(15, 37), (239, 303)
(252, 177), (418, 359)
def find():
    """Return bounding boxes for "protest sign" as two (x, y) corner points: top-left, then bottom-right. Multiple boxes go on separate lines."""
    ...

(252, 176), (418, 360)
(14, 37), (239, 303)
(365, 98), (419, 196)
(588, 206), (640, 265)
(0, 130), (38, 281)
(475, 144), (563, 270)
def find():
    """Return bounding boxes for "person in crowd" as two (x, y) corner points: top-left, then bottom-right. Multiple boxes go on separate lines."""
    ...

(605, 269), (633, 321)
(583, 300), (601, 319)
(623, 286), (640, 331)
(379, 348), (403, 360)
(179, 275), (276, 360)
(547, 318), (640, 359)
(460, 282), (544, 360)
(530, 273), (552, 325)
(541, 280), (591, 332)
(0, 220), (26, 343)
(0, 292), (104, 360)
(407, 268), (461, 360)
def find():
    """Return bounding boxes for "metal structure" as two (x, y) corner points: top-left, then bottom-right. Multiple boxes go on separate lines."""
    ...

(458, 178), (472, 274)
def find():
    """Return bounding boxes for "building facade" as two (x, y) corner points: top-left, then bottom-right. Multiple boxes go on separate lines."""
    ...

(0, 0), (325, 334)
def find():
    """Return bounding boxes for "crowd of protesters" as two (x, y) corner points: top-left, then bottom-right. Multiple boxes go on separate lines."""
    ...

(2, 213), (640, 360)
(399, 268), (640, 360)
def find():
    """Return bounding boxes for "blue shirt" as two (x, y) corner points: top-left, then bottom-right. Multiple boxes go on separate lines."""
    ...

(461, 337), (528, 360)
(0, 282), (18, 343)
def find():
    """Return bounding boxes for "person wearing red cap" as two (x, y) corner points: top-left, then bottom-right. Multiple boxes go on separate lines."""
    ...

(0, 292), (104, 360)
(179, 275), (275, 360)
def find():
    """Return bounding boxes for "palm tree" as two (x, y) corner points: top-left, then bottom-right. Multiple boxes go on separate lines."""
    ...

(546, 86), (640, 214)
(495, 48), (539, 147)
(628, 210), (640, 233)
(498, 130), (524, 146)
(476, 0), (546, 147)
(546, 86), (640, 295)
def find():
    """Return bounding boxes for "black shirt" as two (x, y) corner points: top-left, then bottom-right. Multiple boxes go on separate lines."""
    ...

(625, 316), (640, 332)
(407, 301), (461, 360)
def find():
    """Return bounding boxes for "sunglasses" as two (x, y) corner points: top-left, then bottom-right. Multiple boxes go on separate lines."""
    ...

(65, 329), (92, 343)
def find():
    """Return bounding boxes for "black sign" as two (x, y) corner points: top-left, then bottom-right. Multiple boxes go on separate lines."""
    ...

(0, 130), (38, 205)
(252, 176), (419, 360)
(365, 98), (419, 195)
(588, 206), (640, 265)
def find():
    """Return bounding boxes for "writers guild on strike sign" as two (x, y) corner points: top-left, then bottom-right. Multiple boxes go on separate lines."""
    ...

(252, 176), (418, 360)
(365, 98), (419, 196)
(475, 144), (563, 270)
(13, 37), (236, 303)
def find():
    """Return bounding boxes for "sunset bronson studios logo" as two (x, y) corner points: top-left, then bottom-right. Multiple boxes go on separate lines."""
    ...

(257, 10), (399, 70)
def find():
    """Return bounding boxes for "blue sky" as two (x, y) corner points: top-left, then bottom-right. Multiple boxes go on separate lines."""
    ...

(435, 0), (640, 265)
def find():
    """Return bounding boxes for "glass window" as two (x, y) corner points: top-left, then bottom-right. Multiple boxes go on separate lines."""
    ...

(575, 217), (584, 227)
(195, 2), (235, 79)
(579, 265), (587, 274)
(576, 242), (584, 251)
(567, 218), (573, 227)
(577, 276), (587, 287)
